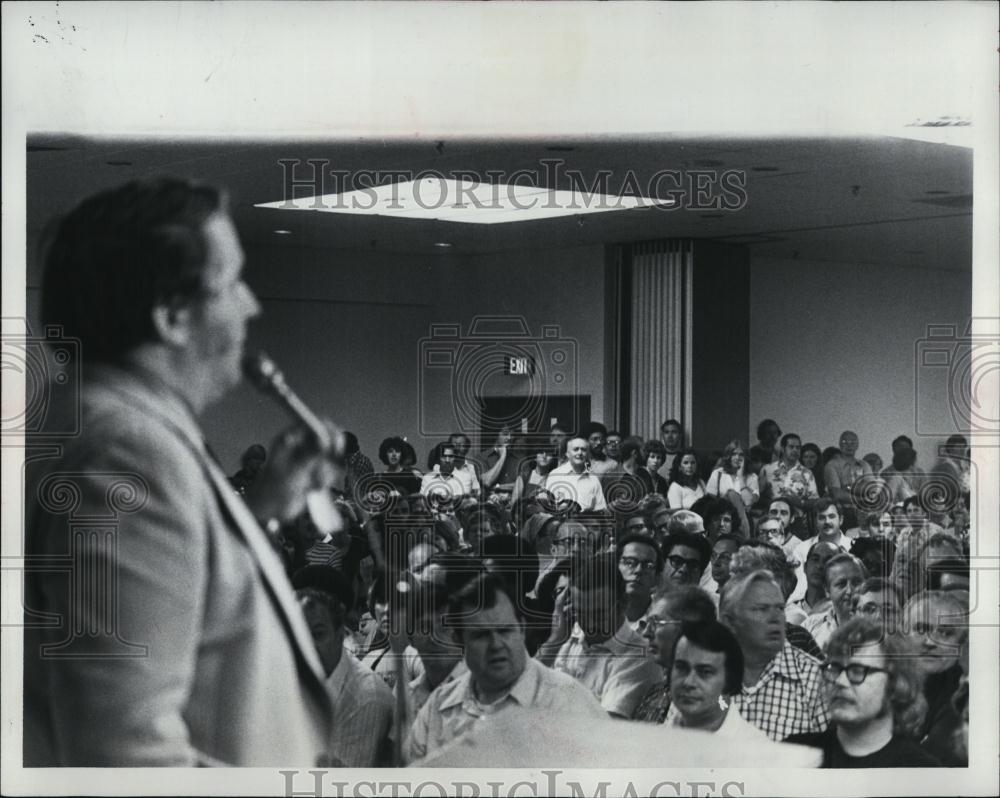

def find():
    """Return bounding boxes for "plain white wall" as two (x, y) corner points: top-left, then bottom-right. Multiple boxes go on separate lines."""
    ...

(748, 255), (972, 473)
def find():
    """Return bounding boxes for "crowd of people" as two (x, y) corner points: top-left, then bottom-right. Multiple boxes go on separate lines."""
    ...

(24, 177), (973, 772)
(243, 419), (973, 768)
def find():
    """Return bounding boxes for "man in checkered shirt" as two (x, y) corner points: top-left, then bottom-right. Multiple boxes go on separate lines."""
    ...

(720, 570), (830, 740)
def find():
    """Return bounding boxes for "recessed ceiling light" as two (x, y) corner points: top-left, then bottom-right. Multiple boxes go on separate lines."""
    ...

(255, 177), (674, 225)
(273, 229), (293, 235)
(434, 242), (452, 248)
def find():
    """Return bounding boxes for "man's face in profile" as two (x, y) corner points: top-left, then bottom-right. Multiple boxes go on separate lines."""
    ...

(189, 213), (260, 400)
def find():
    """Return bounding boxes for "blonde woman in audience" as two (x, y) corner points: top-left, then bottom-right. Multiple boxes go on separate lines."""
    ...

(707, 439), (759, 535)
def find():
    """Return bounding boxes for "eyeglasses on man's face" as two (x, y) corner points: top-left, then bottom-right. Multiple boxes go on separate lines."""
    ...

(644, 616), (682, 633)
(821, 661), (889, 685)
(666, 554), (702, 572)
(619, 556), (657, 572)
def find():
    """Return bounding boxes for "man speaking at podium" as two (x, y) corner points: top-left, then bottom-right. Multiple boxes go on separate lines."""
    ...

(23, 178), (335, 766)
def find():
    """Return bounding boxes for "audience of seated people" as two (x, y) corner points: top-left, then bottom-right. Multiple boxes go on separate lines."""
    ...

(243, 421), (970, 767)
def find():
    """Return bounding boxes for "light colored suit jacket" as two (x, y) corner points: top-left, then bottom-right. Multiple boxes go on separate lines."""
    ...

(24, 365), (332, 766)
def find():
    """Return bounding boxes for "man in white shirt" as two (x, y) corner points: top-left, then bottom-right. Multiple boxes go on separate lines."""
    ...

(294, 568), (393, 767)
(404, 572), (604, 763)
(543, 437), (608, 512)
(447, 433), (482, 497)
(760, 433), (819, 515)
(542, 552), (662, 717)
(420, 442), (474, 508)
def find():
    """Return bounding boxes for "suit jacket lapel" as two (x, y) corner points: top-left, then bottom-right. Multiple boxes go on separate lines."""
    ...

(95, 367), (330, 696)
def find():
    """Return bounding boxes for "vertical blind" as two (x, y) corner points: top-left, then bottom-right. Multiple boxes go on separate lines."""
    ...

(628, 240), (694, 441)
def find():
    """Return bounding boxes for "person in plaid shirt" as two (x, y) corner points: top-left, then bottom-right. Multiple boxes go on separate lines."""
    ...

(720, 570), (830, 740)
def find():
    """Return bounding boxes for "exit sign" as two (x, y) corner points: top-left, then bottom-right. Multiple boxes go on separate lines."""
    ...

(505, 354), (534, 376)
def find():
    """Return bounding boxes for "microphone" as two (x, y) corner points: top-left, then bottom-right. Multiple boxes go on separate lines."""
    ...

(242, 350), (344, 464)
(242, 350), (345, 534)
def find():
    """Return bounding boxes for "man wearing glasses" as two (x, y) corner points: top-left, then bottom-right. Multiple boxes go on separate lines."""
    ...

(615, 533), (663, 631)
(760, 516), (798, 559)
(547, 553), (661, 718)
(660, 531), (712, 590)
(787, 616), (940, 766)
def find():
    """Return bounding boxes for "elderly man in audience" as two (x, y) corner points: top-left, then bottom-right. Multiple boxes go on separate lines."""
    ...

(786, 617), (940, 766)
(802, 553), (867, 651)
(632, 587), (717, 723)
(720, 570), (829, 740)
(823, 430), (873, 512)
(728, 542), (823, 660)
(662, 621), (771, 742)
(404, 572), (605, 763)
(759, 433), (819, 515)
(539, 553), (661, 718)
(616, 533), (663, 631)
(294, 568), (394, 767)
(543, 437), (609, 512)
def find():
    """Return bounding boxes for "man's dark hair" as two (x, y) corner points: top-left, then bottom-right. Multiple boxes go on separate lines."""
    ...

(42, 177), (227, 364)
(858, 576), (903, 606)
(661, 530), (712, 572)
(581, 421), (608, 439)
(779, 432), (801, 449)
(660, 419), (682, 434)
(292, 565), (355, 614)
(569, 551), (626, 601)
(756, 419), (780, 441)
(892, 435), (914, 450)
(618, 438), (644, 464)
(671, 620), (744, 696)
(642, 439), (667, 459)
(902, 494), (925, 513)
(814, 497), (841, 519)
(343, 431), (361, 456)
(616, 533), (663, 572)
(446, 571), (526, 642)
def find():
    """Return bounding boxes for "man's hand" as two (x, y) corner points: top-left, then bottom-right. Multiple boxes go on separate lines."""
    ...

(243, 422), (341, 524)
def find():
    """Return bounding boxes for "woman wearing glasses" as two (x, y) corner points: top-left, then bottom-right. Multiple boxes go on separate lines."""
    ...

(787, 616), (939, 766)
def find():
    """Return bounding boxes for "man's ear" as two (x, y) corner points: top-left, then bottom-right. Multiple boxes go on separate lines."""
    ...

(150, 302), (193, 347)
